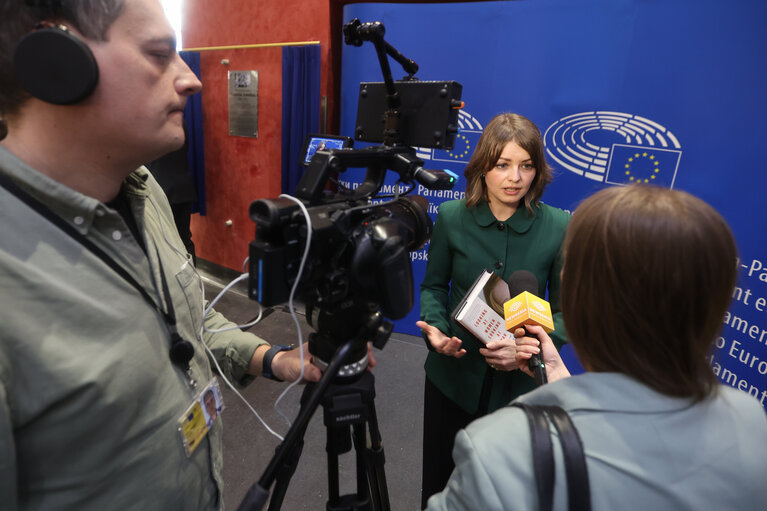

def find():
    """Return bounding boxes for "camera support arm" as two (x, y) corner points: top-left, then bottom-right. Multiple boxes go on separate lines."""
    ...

(344, 18), (419, 82)
(344, 18), (420, 146)
(295, 145), (456, 206)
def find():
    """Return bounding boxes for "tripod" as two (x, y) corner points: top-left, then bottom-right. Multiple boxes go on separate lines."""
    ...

(237, 336), (391, 511)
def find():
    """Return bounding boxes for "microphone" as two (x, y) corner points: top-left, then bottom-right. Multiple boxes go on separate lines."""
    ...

(412, 166), (458, 190)
(504, 270), (554, 386)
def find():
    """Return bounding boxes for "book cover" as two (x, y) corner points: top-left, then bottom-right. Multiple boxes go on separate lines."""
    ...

(451, 269), (511, 344)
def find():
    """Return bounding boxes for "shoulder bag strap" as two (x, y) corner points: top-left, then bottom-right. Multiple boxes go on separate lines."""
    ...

(541, 406), (591, 511)
(512, 403), (592, 511)
(512, 403), (555, 511)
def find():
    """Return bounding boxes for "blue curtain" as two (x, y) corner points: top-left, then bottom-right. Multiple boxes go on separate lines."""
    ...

(281, 45), (321, 195)
(179, 51), (206, 215)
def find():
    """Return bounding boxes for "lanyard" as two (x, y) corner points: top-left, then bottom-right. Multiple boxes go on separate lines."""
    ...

(0, 171), (195, 370)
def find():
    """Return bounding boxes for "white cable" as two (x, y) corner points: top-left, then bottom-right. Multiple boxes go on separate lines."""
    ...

(202, 342), (285, 441)
(203, 273), (263, 333)
(271, 194), (314, 427)
(154, 192), (315, 435)
(146, 197), (280, 439)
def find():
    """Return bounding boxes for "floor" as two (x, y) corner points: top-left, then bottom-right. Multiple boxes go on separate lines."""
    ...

(199, 262), (427, 511)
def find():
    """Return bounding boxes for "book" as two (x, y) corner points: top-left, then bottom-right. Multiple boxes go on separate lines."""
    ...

(451, 269), (512, 344)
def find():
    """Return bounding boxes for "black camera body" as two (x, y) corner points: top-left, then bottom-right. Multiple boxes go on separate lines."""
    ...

(248, 190), (431, 320)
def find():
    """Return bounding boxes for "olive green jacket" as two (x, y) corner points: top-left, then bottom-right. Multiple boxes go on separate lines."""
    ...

(0, 146), (268, 510)
(420, 199), (569, 414)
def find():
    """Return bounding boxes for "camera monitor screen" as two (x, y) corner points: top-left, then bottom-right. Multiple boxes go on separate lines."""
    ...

(354, 81), (462, 149)
(301, 134), (354, 166)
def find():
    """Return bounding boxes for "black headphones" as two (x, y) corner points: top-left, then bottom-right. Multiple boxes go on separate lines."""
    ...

(13, 22), (99, 105)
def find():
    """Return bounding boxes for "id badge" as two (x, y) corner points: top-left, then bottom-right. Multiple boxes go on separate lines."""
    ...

(178, 378), (225, 456)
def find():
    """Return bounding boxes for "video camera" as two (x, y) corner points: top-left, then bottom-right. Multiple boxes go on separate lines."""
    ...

(247, 18), (462, 369)
(240, 19), (464, 511)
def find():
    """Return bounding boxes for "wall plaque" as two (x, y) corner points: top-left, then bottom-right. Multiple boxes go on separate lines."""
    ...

(228, 70), (258, 138)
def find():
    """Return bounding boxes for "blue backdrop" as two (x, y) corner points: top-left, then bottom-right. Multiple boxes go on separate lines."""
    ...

(338, 0), (767, 408)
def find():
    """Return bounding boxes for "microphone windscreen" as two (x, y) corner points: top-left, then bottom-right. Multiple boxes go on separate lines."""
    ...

(504, 270), (555, 333)
(507, 269), (538, 297)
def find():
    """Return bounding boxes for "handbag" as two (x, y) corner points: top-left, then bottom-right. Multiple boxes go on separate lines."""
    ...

(511, 403), (591, 511)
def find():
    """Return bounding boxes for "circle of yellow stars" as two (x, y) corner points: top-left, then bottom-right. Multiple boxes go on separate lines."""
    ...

(446, 133), (472, 160)
(624, 152), (660, 183)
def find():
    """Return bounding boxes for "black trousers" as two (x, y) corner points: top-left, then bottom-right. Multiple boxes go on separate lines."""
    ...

(421, 375), (491, 509)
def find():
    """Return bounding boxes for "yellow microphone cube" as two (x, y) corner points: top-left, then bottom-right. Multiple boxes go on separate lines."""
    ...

(504, 291), (555, 333)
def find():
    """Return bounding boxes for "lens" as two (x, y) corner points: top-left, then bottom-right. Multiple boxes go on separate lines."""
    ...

(375, 195), (432, 250)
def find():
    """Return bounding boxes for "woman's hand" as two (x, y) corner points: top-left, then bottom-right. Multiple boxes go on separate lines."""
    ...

(416, 321), (466, 358)
(513, 325), (570, 382)
(479, 336), (520, 371)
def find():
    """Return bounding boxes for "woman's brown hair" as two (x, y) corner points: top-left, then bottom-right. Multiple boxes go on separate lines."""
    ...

(561, 185), (737, 400)
(463, 112), (553, 214)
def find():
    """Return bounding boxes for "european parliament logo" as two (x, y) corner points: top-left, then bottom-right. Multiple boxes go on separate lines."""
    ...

(544, 112), (682, 188)
(415, 110), (484, 165)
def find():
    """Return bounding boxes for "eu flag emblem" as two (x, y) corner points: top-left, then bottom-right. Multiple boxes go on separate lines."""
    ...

(423, 110), (484, 164)
(430, 130), (482, 164)
(606, 144), (681, 188)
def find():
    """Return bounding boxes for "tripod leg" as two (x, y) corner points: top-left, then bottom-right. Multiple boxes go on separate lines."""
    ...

(238, 340), (359, 511)
(267, 436), (304, 511)
(266, 383), (318, 511)
(352, 422), (372, 509)
(363, 396), (390, 511)
(325, 423), (347, 506)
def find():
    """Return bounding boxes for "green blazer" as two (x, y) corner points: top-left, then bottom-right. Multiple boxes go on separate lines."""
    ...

(420, 198), (570, 414)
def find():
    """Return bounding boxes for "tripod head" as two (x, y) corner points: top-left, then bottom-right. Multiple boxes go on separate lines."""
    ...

(306, 300), (391, 378)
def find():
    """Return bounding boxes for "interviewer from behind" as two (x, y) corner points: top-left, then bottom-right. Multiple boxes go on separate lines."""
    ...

(426, 184), (767, 510)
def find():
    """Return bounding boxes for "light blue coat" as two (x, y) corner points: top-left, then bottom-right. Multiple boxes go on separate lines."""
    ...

(427, 372), (767, 510)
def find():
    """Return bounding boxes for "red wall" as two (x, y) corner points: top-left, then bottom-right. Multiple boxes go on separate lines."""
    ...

(183, 0), (334, 271)
(182, 1), (453, 271)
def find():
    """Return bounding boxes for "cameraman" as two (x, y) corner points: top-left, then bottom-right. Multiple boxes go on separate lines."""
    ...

(0, 1), (320, 510)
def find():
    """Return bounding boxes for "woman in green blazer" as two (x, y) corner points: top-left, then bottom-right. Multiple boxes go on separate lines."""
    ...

(417, 113), (570, 508)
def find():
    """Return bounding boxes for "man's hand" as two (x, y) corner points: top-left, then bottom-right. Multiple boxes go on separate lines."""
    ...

(272, 343), (322, 382)
(251, 343), (322, 383)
